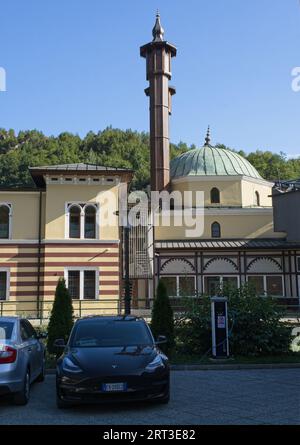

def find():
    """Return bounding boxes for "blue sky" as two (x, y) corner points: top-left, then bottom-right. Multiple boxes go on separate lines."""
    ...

(0, 0), (300, 155)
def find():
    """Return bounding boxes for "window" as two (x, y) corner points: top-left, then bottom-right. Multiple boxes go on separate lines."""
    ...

(247, 275), (283, 297)
(70, 320), (153, 348)
(69, 206), (81, 238)
(68, 271), (80, 299)
(160, 276), (196, 297)
(248, 276), (265, 296)
(223, 277), (238, 289)
(179, 276), (196, 297)
(65, 269), (98, 300)
(0, 205), (10, 239)
(160, 277), (177, 297)
(255, 191), (260, 206)
(67, 203), (98, 239)
(204, 276), (238, 296)
(210, 188), (220, 204)
(266, 276), (283, 296)
(84, 271), (96, 299)
(0, 271), (8, 301)
(211, 222), (221, 238)
(297, 257), (300, 272)
(23, 320), (37, 339)
(20, 320), (30, 341)
(84, 206), (96, 239)
(0, 321), (14, 340)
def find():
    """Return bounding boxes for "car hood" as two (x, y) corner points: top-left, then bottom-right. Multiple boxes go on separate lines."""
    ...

(66, 345), (158, 375)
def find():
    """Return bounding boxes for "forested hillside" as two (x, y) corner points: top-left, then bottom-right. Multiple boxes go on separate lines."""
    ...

(0, 127), (299, 189)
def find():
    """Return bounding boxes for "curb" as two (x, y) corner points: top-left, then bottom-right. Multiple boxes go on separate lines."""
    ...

(46, 362), (300, 374)
(170, 363), (300, 371)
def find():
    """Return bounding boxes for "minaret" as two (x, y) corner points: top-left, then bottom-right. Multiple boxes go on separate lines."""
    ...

(140, 13), (177, 192)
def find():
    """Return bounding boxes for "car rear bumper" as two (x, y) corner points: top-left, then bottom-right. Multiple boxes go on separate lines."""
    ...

(0, 379), (23, 395)
(0, 367), (24, 394)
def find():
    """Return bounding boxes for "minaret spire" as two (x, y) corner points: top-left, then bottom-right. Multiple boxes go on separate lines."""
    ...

(140, 14), (177, 192)
(152, 11), (164, 42)
(204, 126), (211, 146)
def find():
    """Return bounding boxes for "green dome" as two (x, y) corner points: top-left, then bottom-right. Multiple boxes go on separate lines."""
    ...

(170, 145), (262, 179)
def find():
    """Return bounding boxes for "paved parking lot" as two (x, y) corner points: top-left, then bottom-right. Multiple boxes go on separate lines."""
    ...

(0, 369), (300, 425)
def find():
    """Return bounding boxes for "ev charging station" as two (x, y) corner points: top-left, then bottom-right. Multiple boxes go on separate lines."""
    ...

(210, 296), (229, 358)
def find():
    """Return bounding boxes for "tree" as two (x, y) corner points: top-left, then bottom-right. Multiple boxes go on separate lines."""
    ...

(151, 280), (175, 354)
(47, 278), (74, 355)
(0, 127), (299, 188)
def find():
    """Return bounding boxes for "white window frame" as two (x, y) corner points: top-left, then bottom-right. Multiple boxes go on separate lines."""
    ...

(203, 275), (240, 294)
(64, 267), (99, 300)
(0, 268), (10, 301)
(0, 203), (12, 240)
(65, 202), (99, 240)
(160, 275), (196, 297)
(247, 275), (284, 297)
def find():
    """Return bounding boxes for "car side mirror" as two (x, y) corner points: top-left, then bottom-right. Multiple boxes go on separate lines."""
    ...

(37, 332), (47, 340)
(155, 335), (167, 345)
(53, 338), (66, 348)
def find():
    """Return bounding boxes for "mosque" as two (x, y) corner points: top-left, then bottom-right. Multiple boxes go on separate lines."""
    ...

(134, 13), (300, 309)
(0, 14), (298, 320)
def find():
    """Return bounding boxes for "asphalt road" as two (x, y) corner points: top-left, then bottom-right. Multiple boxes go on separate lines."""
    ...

(0, 369), (300, 425)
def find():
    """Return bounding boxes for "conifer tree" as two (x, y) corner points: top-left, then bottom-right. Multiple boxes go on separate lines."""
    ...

(151, 280), (175, 354)
(47, 278), (74, 355)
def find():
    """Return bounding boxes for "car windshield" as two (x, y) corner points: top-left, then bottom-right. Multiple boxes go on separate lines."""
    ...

(70, 319), (153, 348)
(0, 321), (14, 341)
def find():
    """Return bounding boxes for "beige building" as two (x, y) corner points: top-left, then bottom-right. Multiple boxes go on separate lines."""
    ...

(153, 142), (300, 305)
(0, 164), (132, 319)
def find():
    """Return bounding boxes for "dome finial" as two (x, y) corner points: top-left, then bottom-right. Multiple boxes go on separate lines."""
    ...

(204, 125), (211, 146)
(152, 11), (165, 42)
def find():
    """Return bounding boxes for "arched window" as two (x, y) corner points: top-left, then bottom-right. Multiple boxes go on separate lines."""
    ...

(0, 205), (10, 239)
(255, 191), (260, 206)
(210, 188), (220, 204)
(84, 205), (96, 239)
(211, 221), (221, 238)
(69, 205), (81, 238)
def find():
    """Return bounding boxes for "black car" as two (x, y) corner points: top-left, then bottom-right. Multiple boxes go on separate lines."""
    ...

(55, 315), (170, 408)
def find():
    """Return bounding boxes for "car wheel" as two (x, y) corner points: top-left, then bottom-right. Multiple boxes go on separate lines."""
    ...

(36, 356), (46, 383)
(14, 369), (30, 406)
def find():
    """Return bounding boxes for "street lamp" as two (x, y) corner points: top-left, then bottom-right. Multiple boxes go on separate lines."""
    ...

(124, 224), (131, 315)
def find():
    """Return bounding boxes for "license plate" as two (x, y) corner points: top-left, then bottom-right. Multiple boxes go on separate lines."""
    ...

(102, 383), (127, 392)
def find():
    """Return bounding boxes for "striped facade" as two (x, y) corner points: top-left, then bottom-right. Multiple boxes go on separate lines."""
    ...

(0, 241), (122, 320)
(0, 164), (133, 320)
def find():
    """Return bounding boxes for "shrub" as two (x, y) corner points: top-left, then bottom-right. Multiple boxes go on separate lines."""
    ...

(151, 280), (175, 354)
(175, 284), (292, 357)
(47, 278), (74, 355)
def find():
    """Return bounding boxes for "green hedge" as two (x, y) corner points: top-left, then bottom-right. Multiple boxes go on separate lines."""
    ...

(175, 284), (292, 357)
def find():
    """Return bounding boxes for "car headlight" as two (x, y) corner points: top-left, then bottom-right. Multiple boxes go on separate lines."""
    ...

(62, 357), (83, 374)
(145, 355), (164, 372)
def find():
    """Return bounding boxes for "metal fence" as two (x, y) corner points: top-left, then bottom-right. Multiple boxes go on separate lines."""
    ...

(1, 297), (300, 322)
(0, 298), (152, 321)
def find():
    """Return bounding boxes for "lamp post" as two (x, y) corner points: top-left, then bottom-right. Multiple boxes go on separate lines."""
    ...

(124, 224), (131, 315)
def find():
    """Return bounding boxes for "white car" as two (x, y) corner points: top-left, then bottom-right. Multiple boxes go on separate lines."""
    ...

(0, 317), (46, 405)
